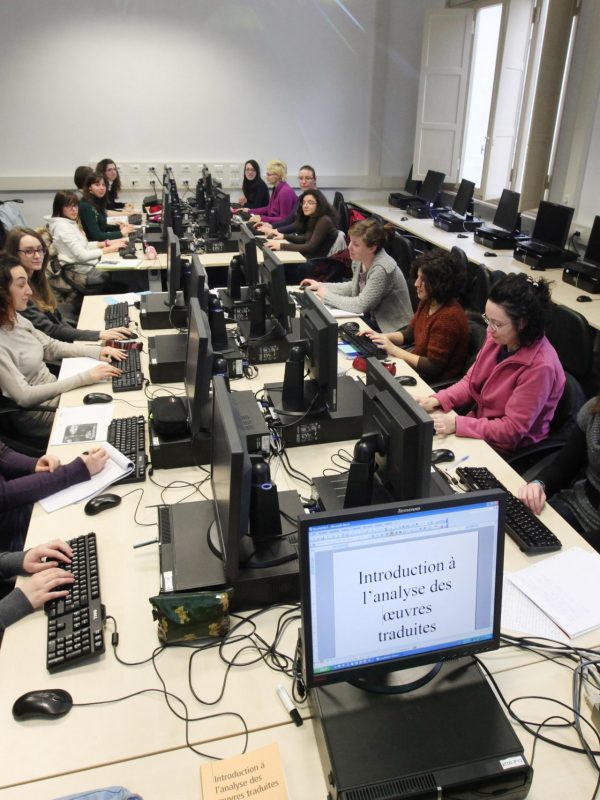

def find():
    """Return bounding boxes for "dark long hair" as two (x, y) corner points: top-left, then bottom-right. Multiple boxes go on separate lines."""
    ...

(4, 228), (56, 313)
(293, 190), (338, 234)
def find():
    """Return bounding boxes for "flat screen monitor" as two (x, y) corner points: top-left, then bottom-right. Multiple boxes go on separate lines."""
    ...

(299, 490), (505, 690)
(184, 297), (213, 435)
(531, 201), (574, 249)
(493, 189), (520, 232)
(213, 188), (231, 239)
(238, 222), (259, 286)
(301, 291), (339, 412)
(417, 170), (445, 204)
(260, 248), (292, 333)
(189, 254), (209, 312)
(584, 215), (600, 265)
(166, 227), (181, 307)
(452, 179), (475, 217)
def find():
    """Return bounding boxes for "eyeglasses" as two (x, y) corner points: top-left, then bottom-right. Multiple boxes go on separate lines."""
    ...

(482, 314), (510, 331)
(18, 247), (46, 258)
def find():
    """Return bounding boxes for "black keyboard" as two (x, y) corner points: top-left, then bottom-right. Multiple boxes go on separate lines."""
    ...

(457, 466), (562, 554)
(45, 532), (105, 673)
(339, 328), (386, 359)
(112, 349), (144, 392)
(104, 301), (130, 328)
(108, 415), (147, 483)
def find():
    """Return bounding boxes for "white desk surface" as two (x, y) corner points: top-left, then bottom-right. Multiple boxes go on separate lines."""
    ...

(1, 295), (598, 794)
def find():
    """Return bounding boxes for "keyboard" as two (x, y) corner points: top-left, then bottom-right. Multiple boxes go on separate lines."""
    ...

(104, 301), (130, 328)
(112, 349), (144, 392)
(45, 532), (105, 673)
(108, 415), (147, 483)
(456, 466), (562, 554)
(339, 328), (386, 359)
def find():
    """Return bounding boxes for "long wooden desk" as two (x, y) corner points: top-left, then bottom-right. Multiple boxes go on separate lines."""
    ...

(0, 294), (598, 798)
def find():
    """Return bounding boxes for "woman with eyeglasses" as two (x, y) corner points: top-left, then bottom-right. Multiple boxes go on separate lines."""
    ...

(0, 255), (126, 439)
(4, 227), (129, 342)
(264, 190), (338, 259)
(418, 273), (565, 454)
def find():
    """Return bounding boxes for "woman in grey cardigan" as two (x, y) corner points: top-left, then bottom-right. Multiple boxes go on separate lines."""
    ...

(300, 218), (412, 332)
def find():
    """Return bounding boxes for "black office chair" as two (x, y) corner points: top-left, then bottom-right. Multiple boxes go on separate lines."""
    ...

(333, 191), (349, 235)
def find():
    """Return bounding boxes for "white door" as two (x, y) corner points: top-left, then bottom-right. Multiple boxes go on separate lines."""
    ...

(413, 8), (474, 183)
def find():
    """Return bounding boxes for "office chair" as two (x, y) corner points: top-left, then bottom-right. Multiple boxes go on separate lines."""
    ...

(333, 192), (349, 235)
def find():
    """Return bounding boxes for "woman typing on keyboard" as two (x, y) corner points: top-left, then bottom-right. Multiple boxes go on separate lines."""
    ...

(0, 256), (126, 439)
(417, 273), (565, 454)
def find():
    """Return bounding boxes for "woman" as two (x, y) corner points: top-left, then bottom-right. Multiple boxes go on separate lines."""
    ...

(0, 255), (125, 438)
(300, 218), (413, 332)
(79, 173), (135, 242)
(418, 273), (565, 454)
(238, 160), (269, 209)
(265, 189), (339, 259)
(518, 396), (600, 550)
(366, 249), (469, 381)
(5, 226), (129, 341)
(96, 158), (135, 214)
(0, 445), (108, 552)
(242, 159), (297, 227)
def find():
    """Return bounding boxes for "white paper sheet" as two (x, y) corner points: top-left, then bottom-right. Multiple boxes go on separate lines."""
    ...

(49, 404), (114, 446)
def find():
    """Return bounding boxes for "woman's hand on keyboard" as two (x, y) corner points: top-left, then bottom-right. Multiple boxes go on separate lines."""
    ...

(81, 447), (109, 476)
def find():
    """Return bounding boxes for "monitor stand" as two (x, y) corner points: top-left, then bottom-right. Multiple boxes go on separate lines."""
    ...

(310, 657), (532, 800)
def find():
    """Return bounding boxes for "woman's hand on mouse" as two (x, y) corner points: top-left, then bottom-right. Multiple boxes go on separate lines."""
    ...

(23, 540), (73, 573)
(81, 447), (109, 476)
(99, 346), (128, 362)
(90, 362), (122, 382)
(100, 327), (130, 341)
(431, 412), (456, 437)
(20, 567), (75, 610)
(35, 454), (61, 473)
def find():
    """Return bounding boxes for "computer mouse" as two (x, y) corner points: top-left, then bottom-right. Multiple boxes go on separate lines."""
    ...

(484, 251), (497, 257)
(84, 493), (122, 516)
(457, 233), (469, 239)
(396, 375), (417, 386)
(12, 689), (73, 721)
(83, 393), (113, 405)
(401, 217), (409, 222)
(431, 448), (455, 465)
(341, 321), (360, 335)
(83, 392), (113, 405)
(577, 295), (593, 302)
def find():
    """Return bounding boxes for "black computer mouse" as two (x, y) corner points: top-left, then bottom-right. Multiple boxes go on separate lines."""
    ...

(341, 321), (360, 335)
(12, 689), (73, 721)
(484, 251), (497, 257)
(431, 448), (455, 465)
(401, 216), (409, 222)
(457, 233), (469, 239)
(83, 393), (113, 405)
(84, 493), (122, 516)
(577, 295), (593, 302)
(396, 375), (417, 386)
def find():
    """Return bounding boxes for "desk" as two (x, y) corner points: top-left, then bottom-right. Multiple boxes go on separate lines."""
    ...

(0, 294), (598, 798)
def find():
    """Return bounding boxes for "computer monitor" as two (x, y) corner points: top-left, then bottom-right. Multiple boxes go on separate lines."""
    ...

(299, 490), (505, 691)
(493, 189), (520, 232)
(165, 227), (182, 307)
(417, 170), (445, 204)
(210, 375), (296, 584)
(184, 297), (213, 435)
(584, 215), (600, 265)
(531, 201), (574, 249)
(451, 179), (475, 217)
(189, 254), (209, 312)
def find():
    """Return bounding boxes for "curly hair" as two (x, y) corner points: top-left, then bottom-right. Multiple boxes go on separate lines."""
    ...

(411, 248), (465, 305)
(293, 190), (338, 233)
(0, 254), (23, 328)
(4, 228), (56, 313)
(488, 272), (552, 346)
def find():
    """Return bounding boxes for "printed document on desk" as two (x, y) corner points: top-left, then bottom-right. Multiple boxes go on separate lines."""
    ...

(507, 547), (600, 639)
(39, 442), (133, 512)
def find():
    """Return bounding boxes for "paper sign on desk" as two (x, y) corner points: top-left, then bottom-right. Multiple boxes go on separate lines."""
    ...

(39, 442), (133, 513)
(507, 547), (600, 639)
(50, 404), (114, 446)
(200, 742), (289, 800)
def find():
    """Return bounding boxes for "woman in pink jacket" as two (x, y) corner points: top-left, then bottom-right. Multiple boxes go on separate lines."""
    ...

(418, 273), (565, 454)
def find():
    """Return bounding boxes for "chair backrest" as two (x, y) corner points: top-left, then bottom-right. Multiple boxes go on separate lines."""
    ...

(545, 303), (593, 383)
(333, 191), (349, 234)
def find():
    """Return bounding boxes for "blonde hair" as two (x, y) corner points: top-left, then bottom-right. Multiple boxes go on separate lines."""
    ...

(265, 159), (287, 181)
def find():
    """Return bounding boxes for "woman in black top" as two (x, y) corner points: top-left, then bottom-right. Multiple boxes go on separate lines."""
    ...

(265, 189), (339, 259)
(79, 173), (135, 241)
(239, 160), (269, 209)
(96, 158), (135, 214)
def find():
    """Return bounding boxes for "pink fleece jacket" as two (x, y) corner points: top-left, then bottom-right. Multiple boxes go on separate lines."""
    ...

(433, 332), (565, 453)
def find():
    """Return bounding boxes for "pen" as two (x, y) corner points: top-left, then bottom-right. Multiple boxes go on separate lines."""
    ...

(276, 684), (302, 727)
(133, 538), (159, 549)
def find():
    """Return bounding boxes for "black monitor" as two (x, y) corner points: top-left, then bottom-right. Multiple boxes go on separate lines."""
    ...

(210, 376), (296, 584)
(417, 170), (445, 204)
(531, 201), (574, 249)
(189, 254), (209, 312)
(165, 227), (182, 307)
(493, 189), (521, 232)
(451, 179), (475, 217)
(184, 297), (213, 435)
(585, 216), (600, 265)
(299, 490), (505, 691)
